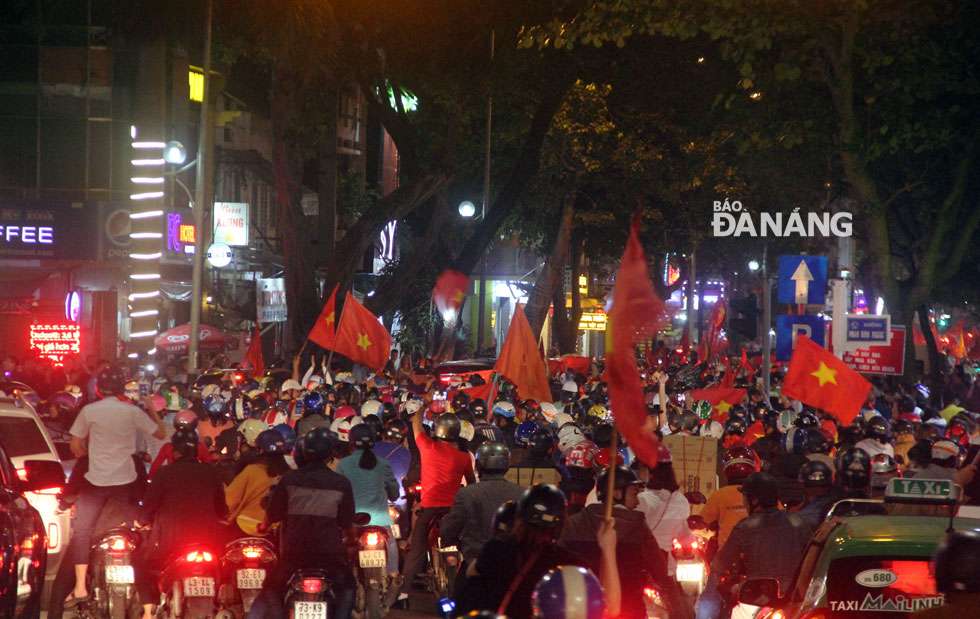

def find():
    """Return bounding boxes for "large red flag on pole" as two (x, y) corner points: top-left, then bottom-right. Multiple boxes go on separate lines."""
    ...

(606, 217), (665, 467)
(782, 335), (871, 425)
(493, 304), (552, 404)
(241, 325), (265, 378)
(308, 285), (339, 350)
(432, 269), (469, 321)
(334, 295), (392, 372)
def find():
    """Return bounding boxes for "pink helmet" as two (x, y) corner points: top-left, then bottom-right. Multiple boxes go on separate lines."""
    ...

(174, 409), (198, 430)
(150, 393), (167, 412)
(334, 405), (357, 419)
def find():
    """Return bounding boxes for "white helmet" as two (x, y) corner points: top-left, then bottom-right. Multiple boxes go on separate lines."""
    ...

(361, 400), (383, 417)
(552, 412), (574, 428)
(491, 401), (516, 418)
(562, 380), (578, 394)
(698, 420), (725, 439)
(123, 380), (140, 401)
(459, 420), (475, 442)
(540, 402), (559, 423)
(330, 415), (364, 443)
(201, 384), (222, 399)
(305, 375), (324, 390)
(281, 379), (303, 392)
(558, 425), (586, 454)
(405, 398), (424, 416)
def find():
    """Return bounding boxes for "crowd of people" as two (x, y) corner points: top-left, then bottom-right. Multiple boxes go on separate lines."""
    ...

(11, 343), (980, 619)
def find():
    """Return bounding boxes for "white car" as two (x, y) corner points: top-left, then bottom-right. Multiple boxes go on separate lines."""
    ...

(0, 395), (71, 578)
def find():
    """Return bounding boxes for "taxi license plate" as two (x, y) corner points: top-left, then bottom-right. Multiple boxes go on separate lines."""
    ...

(359, 549), (386, 568)
(295, 601), (327, 619)
(105, 565), (134, 584)
(183, 577), (215, 597)
(389, 523), (400, 538)
(237, 568), (266, 589)
(676, 562), (704, 582)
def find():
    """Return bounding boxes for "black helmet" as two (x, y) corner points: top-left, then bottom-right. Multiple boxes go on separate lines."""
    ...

(517, 484), (566, 528)
(348, 423), (376, 449)
(380, 401), (397, 423)
(384, 418), (409, 442)
(434, 413), (461, 440)
(492, 500), (519, 536)
(795, 411), (820, 430)
(171, 427), (199, 458)
(738, 472), (781, 507)
(806, 429), (833, 454)
(302, 391), (326, 416)
(592, 423), (614, 448)
(292, 434), (308, 467)
(451, 391), (471, 412)
(596, 465), (643, 501)
(96, 365), (127, 397)
(724, 417), (747, 437)
(866, 416), (890, 442)
(255, 429), (287, 454)
(303, 427), (334, 463)
(527, 428), (555, 457)
(475, 442), (510, 474)
(893, 419), (915, 436)
(934, 530), (980, 594)
(798, 460), (833, 488)
(679, 411), (699, 433)
(838, 447), (872, 489)
(666, 411), (681, 432)
(471, 398), (488, 417)
(362, 415), (384, 441)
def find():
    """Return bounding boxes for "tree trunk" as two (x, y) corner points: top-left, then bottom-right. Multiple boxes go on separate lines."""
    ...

(525, 198), (575, 337)
(918, 304), (944, 383)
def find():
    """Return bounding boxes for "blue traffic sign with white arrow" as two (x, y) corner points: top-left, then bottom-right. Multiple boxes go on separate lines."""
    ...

(777, 255), (827, 305)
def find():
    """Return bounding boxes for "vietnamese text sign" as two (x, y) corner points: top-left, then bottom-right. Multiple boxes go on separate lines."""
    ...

(213, 202), (249, 246)
(257, 278), (287, 323)
(841, 325), (906, 376)
(844, 314), (890, 352)
(30, 324), (81, 366)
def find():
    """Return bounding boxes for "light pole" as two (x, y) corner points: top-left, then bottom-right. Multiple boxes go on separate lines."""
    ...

(749, 247), (772, 398)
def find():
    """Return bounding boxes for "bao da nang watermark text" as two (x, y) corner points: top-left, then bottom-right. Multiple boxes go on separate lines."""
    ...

(712, 200), (852, 237)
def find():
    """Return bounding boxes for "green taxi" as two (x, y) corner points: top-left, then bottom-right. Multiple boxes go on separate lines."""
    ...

(740, 478), (980, 619)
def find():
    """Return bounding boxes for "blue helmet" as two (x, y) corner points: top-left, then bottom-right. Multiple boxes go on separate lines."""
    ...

(515, 421), (538, 447)
(302, 391), (327, 416)
(273, 423), (297, 451)
(204, 394), (226, 416)
(781, 426), (808, 455)
(532, 565), (605, 619)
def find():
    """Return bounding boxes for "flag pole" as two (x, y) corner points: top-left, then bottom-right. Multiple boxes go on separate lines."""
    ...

(603, 428), (619, 520)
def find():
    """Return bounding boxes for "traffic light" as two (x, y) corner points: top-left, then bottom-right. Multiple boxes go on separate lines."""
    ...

(731, 294), (759, 339)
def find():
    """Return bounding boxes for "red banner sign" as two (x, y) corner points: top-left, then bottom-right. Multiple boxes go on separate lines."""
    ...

(30, 324), (81, 366)
(830, 325), (906, 376)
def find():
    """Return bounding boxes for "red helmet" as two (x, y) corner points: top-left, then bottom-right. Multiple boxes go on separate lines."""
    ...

(565, 443), (597, 469)
(594, 446), (624, 468)
(723, 445), (760, 481)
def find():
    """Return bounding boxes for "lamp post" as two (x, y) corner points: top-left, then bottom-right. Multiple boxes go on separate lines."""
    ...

(749, 247), (772, 398)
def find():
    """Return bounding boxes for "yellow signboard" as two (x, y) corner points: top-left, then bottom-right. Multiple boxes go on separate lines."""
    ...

(578, 311), (607, 331)
(189, 69), (203, 102)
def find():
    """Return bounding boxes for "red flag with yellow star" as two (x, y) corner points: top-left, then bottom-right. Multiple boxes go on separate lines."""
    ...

(783, 334), (871, 425)
(308, 285), (339, 350)
(432, 269), (469, 321)
(688, 386), (747, 423)
(333, 294), (392, 372)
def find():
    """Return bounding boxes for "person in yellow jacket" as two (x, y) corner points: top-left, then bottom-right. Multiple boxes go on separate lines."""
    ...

(225, 428), (289, 537)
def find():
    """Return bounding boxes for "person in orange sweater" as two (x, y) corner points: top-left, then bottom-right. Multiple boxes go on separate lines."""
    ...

(225, 429), (289, 538)
(701, 446), (757, 553)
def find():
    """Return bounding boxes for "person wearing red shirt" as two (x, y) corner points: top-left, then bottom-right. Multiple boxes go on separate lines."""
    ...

(391, 403), (475, 607)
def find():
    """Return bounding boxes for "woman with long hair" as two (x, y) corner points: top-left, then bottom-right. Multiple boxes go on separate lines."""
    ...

(637, 444), (693, 575)
(224, 429), (289, 538)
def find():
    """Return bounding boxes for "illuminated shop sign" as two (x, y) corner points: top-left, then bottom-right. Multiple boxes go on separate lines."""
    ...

(30, 324), (81, 366)
(166, 212), (196, 254)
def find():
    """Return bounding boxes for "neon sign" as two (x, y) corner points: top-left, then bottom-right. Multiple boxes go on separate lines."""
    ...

(167, 213), (195, 254)
(29, 324), (81, 366)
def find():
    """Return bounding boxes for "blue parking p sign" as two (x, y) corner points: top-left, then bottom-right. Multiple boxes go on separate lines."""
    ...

(776, 314), (826, 362)
(777, 255), (827, 305)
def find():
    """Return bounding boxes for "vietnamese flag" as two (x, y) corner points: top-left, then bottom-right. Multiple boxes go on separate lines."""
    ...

(432, 269), (469, 320)
(241, 325), (265, 378)
(782, 335), (871, 425)
(606, 217), (665, 467)
(688, 386), (747, 423)
(739, 346), (756, 382)
(308, 284), (339, 350)
(494, 304), (552, 404)
(334, 294), (392, 372)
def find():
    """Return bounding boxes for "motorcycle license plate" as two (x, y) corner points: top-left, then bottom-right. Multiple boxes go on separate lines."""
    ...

(183, 576), (215, 597)
(676, 562), (704, 582)
(359, 549), (386, 568)
(389, 523), (400, 538)
(237, 568), (266, 589)
(105, 565), (134, 584)
(440, 545), (458, 552)
(295, 601), (327, 619)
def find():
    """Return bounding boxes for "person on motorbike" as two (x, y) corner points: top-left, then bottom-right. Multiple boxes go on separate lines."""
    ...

(336, 423), (401, 588)
(795, 460), (835, 530)
(441, 442), (525, 606)
(637, 444), (694, 577)
(558, 465), (685, 619)
(135, 428), (227, 619)
(65, 365), (166, 608)
(375, 418), (412, 499)
(148, 409), (212, 478)
(700, 446), (756, 553)
(696, 472), (813, 619)
(199, 398), (235, 453)
(295, 390), (331, 438)
(258, 427), (357, 619)
(396, 407), (476, 602)
(225, 429), (290, 538)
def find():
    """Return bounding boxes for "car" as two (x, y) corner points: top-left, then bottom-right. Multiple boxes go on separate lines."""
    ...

(0, 396), (73, 580)
(433, 359), (495, 388)
(741, 478), (974, 618)
(0, 438), (63, 617)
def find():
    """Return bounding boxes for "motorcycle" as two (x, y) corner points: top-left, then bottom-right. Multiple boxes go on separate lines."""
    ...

(353, 518), (391, 619)
(157, 546), (221, 619)
(671, 536), (708, 597)
(283, 568), (333, 619)
(642, 583), (670, 619)
(216, 537), (276, 618)
(426, 515), (460, 599)
(74, 527), (142, 619)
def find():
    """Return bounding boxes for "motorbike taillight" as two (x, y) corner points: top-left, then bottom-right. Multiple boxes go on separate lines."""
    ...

(241, 545), (264, 560)
(301, 578), (323, 593)
(388, 505), (399, 520)
(643, 587), (661, 604)
(363, 532), (381, 547)
(109, 537), (129, 557)
(671, 538), (682, 551)
(185, 550), (213, 563)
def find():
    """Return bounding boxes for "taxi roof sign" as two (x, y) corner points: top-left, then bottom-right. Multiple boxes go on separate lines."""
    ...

(885, 478), (960, 505)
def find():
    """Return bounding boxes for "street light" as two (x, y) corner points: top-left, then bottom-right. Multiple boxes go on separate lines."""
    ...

(458, 200), (477, 218)
(164, 141), (187, 165)
(748, 259), (760, 272)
